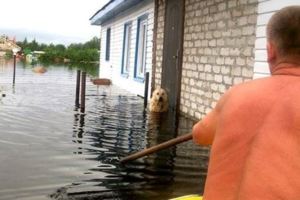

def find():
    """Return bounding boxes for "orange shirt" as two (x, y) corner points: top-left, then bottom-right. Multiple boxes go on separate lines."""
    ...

(193, 67), (300, 200)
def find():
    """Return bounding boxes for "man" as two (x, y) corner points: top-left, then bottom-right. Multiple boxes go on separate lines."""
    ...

(192, 6), (300, 200)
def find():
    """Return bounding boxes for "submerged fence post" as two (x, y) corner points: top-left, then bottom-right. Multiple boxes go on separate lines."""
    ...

(75, 70), (81, 107)
(80, 71), (86, 113)
(12, 48), (19, 85)
(144, 72), (150, 109)
(13, 54), (16, 85)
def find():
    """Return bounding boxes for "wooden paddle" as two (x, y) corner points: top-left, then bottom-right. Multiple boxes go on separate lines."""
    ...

(120, 133), (193, 163)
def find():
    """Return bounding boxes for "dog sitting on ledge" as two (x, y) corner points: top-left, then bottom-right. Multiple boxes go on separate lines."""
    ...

(149, 87), (168, 113)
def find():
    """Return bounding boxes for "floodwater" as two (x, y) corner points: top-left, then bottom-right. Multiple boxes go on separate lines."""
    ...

(0, 59), (209, 200)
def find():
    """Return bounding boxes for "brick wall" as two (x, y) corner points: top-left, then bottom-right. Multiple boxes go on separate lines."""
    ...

(181, 0), (258, 119)
(153, 0), (258, 120)
(153, 0), (165, 89)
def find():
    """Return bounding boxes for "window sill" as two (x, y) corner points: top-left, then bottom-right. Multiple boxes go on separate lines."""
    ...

(121, 73), (129, 78)
(134, 77), (145, 83)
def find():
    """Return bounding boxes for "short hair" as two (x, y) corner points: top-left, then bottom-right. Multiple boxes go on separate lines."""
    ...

(267, 6), (300, 56)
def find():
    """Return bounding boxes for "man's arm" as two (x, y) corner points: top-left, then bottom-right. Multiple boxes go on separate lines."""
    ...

(192, 109), (218, 145)
(192, 89), (230, 146)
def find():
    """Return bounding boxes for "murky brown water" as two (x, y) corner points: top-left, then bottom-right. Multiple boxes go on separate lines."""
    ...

(0, 59), (209, 200)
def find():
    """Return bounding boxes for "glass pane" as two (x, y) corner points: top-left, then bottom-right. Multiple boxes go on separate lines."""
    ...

(123, 28), (128, 72)
(141, 24), (147, 75)
(122, 24), (132, 74)
(106, 28), (111, 61)
(126, 25), (132, 72)
(137, 19), (147, 77)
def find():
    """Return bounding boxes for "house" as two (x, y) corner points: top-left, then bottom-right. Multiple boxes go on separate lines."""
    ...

(0, 35), (21, 57)
(90, 0), (154, 97)
(151, 0), (300, 119)
(253, 0), (300, 78)
(91, 0), (300, 119)
(151, 0), (258, 118)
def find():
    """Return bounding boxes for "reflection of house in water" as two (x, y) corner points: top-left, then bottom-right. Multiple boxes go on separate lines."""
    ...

(69, 87), (208, 198)
(0, 35), (21, 57)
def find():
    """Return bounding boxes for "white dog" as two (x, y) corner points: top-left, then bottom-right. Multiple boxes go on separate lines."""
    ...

(149, 87), (168, 112)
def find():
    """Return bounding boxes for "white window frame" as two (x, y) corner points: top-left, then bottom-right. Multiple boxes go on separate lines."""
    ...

(121, 22), (132, 75)
(134, 15), (148, 80)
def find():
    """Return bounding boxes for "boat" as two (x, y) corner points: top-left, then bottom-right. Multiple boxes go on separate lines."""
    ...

(91, 78), (111, 85)
(32, 66), (47, 73)
(170, 194), (203, 200)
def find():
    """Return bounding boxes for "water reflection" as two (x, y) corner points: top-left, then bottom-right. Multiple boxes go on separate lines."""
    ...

(0, 59), (209, 200)
(51, 93), (209, 200)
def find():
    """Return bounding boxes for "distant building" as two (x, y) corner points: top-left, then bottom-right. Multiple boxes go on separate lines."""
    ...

(25, 51), (46, 63)
(0, 35), (21, 57)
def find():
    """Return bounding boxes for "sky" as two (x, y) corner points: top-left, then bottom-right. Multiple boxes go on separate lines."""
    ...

(0, 0), (110, 45)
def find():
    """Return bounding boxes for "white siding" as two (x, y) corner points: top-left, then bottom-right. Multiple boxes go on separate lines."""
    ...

(253, 0), (300, 79)
(99, 1), (154, 97)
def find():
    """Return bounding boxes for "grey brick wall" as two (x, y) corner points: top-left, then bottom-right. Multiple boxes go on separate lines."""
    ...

(153, 0), (258, 120)
(153, 0), (165, 89)
(181, 0), (258, 119)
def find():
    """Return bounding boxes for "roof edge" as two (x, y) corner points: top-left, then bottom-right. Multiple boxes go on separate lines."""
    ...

(90, 0), (151, 26)
(90, 0), (124, 25)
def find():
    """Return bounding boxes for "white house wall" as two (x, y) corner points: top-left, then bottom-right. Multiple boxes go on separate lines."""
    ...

(99, 2), (154, 97)
(253, 0), (300, 78)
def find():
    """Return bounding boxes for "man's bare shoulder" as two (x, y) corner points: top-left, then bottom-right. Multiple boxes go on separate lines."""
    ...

(219, 77), (277, 111)
(231, 76), (272, 92)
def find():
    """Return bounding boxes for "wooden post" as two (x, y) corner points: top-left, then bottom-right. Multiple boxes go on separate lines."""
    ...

(144, 72), (150, 108)
(13, 55), (16, 85)
(75, 70), (81, 107)
(80, 72), (86, 113)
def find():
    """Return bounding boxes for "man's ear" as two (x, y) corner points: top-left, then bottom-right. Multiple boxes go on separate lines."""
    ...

(267, 41), (276, 63)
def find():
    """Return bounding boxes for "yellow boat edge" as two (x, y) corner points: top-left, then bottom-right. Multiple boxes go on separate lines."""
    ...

(170, 194), (203, 200)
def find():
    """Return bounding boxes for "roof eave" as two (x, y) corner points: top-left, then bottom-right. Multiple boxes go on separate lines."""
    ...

(90, 0), (147, 26)
(90, 0), (123, 25)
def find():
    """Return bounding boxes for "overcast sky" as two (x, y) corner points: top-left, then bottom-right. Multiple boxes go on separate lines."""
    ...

(0, 0), (110, 45)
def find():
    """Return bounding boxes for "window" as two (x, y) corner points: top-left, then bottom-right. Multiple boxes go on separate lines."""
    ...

(105, 28), (111, 61)
(121, 23), (132, 75)
(134, 15), (148, 80)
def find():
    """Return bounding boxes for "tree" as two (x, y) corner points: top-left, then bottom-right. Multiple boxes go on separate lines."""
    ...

(83, 37), (100, 49)
(17, 37), (100, 63)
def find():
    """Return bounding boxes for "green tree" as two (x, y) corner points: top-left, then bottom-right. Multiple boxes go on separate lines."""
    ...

(18, 37), (100, 63)
(29, 39), (39, 50)
(83, 37), (100, 49)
